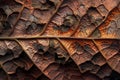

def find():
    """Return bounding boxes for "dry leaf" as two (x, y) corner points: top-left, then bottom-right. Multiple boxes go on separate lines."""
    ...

(0, 0), (120, 80)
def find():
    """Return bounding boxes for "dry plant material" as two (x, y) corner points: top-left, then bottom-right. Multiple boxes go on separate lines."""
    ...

(0, 0), (120, 80)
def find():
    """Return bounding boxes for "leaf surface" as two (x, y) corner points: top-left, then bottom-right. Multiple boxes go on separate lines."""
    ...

(0, 0), (120, 80)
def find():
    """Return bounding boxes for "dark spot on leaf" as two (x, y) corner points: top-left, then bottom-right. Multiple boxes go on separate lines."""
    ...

(46, 0), (55, 7)
(33, 43), (45, 55)
(37, 74), (50, 80)
(110, 71), (120, 80)
(79, 61), (94, 73)
(6, 49), (13, 55)
(53, 25), (60, 30)
(55, 47), (69, 64)
(55, 53), (66, 64)
(0, 21), (12, 35)
(43, 51), (53, 57)
(96, 64), (112, 78)
(61, 15), (77, 32)
(26, 23), (37, 34)
(110, 41), (119, 49)
(74, 42), (84, 52)
(48, 47), (56, 55)
(26, 22), (44, 34)
(0, 69), (8, 80)
(2, 21), (11, 30)
(7, 12), (19, 26)
(49, 40), (55, 48)
(0, 8), (7, 21)
(92, 53), (106, 66)
(61, 25), (70, 32)
(37, 24), (44, 31)
(83, 44), (95, 54)
(91, 29), (101, 38)
(87, 7), (103, 25)
(0, 0), (14, 6)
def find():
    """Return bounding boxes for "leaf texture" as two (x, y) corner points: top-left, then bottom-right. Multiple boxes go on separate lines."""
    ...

(0, 0), (120, 80)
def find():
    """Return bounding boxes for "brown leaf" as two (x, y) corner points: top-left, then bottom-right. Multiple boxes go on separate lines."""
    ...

(0, 0), (120, 80)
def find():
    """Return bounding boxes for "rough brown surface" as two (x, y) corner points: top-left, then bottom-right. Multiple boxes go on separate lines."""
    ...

(0, 0), (120, 80)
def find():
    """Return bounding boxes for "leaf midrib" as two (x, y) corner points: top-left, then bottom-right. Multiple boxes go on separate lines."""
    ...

(0, 36), (119, 40)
